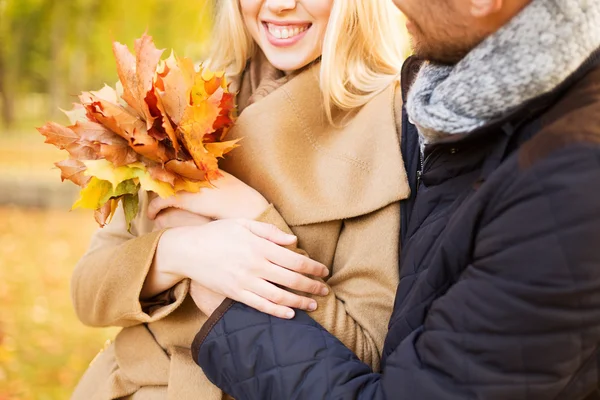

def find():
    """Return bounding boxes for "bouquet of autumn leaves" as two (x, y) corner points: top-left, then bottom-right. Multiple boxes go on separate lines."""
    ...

(38, 34), (238, 229)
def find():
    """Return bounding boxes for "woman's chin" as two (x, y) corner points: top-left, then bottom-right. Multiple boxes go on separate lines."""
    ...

(264, 54), (320, 74)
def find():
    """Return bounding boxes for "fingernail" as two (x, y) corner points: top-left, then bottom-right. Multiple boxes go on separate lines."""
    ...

(308, 301), (317, 311)
(321, 287), (329, 296)
(286, 310), (295, 319)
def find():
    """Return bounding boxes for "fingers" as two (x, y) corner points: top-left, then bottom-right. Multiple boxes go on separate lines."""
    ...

(263, 240), (329, 278)
(242, 219), (298, 246)
(249, 278), (319, 312)
(148, 196), (177, 220)
(236, 290), (296, 319)
(263, 261), (329, 296)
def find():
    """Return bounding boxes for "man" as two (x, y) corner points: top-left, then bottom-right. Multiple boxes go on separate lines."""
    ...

(191, 0), (600, 398)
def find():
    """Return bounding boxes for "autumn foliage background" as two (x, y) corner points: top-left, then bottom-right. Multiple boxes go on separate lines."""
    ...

(0, 1), (214, 398)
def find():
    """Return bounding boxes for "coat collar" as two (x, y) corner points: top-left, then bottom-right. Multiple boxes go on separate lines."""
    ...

(221, 63), (409, 226)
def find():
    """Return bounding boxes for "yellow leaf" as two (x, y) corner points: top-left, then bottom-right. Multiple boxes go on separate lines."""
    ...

(173, 178), (212, 193)
(82, 159), (142, 188)
(133, 168), (175, 198)
(205, 139), (242, 159)
(72, 178), (113, 210)
(82, 159), (175, 198)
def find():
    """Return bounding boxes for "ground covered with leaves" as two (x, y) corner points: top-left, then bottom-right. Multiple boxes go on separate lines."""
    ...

(0, 206), (118, 399)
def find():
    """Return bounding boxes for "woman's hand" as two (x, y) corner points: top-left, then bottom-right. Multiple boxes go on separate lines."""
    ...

(147, 171), (270, 222)
(152, 208), (212, 231)
(154, 219), (330, 319)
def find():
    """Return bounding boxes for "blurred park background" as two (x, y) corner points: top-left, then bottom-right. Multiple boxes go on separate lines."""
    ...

(0, 0), (213, 398)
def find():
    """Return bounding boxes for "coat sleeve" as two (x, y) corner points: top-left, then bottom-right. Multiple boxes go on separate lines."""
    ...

(193, 144), (600, 399)
(228, 202), (400, 370)
(71, 191), (191, 328)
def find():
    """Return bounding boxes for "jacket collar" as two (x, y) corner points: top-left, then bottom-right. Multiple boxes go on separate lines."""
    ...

(401, 46), (600, 152)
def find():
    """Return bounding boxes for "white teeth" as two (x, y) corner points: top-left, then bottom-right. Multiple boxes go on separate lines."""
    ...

(267, 23), (309, 40)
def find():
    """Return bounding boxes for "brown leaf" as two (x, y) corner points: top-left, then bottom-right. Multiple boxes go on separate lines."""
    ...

(70, 120), (120, 145)
(112, 34), (164, 129)
(100, 143), (139, 167)
(80, 93), (172, 163)
(65, 142), (102, 160)
(155, 93), (181, 153)
(155, 53), (194, 125)
(147, 164), (177, 186)
(38, 122), (79, 150)
(55, 159), (90, 187)
(94, 199), (117, 227)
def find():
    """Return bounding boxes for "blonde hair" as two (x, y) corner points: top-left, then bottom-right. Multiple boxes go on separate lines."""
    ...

(207, 0), (409, 122)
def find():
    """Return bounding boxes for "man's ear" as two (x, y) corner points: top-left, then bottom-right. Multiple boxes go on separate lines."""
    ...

(470, 0), (503, 17)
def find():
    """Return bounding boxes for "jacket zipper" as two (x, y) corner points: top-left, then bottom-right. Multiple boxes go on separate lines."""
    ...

(416, 151), (423, 191)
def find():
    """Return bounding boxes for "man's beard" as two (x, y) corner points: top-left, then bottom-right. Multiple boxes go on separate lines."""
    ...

(408, 19), (484, 65)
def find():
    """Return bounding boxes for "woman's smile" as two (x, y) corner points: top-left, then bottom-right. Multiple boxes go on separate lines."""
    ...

(263, 21), (312, 46)
(240, 0), (332, 72)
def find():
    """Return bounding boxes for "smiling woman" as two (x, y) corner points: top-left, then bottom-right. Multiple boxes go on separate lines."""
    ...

(69, 0), (411, 398)
(208, 0), (407, 120)
(241, 0), (333, 71)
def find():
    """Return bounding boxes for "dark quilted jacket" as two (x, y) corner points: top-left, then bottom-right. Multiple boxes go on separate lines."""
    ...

(192, 51), (600, 400)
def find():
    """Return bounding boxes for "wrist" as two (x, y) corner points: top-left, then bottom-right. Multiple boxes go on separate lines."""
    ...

(155, 228), (187, 279)
(246, 192), (270, 220)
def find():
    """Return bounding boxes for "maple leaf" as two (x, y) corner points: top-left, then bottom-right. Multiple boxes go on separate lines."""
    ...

(80, 93), (172, 163)
(113, 34), (164, 128)
(70, 120), (119, 145)
(95, 198), (118, 227)
(178, 102), (221, 173)
(73, 177), (113, 210)
(62, 103), (88, 124)
(205, 139), (242, 159)
(147, 164), (177, 186)
(55, 159), (90, 187)
(100, 143), (139, 167)
(82, 159), (175, 199)
(164, 159), (206, 181)
(38, 122), (79, 150)
(155, 53), (194, 125)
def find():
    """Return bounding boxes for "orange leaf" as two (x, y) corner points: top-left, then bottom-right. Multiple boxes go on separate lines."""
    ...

(178, 101), (221, 170)
(80, 93), (172, 163)
(205, 139), (241, 159)
(155, 53), (194, 125)
(164, 159), (206, 181)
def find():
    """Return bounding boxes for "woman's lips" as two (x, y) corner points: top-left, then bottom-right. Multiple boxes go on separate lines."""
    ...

(263, 22), (312, 47)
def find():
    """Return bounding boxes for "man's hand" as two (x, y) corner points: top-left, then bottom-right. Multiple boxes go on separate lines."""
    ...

(190, 282), (227, 316)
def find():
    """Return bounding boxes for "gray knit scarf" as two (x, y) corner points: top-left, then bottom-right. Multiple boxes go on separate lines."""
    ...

(406, 0), (600, 145)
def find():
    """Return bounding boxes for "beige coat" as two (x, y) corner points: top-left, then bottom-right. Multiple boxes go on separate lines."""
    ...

(71, 63), (409, 399)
